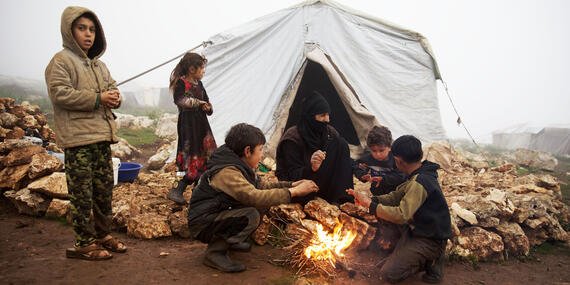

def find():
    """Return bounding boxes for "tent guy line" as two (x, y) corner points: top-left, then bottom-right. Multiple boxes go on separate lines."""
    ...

(116, 41), (212, 87)
(440, 81), (489, 162)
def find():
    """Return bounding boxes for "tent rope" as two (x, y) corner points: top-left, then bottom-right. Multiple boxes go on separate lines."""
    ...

(117, 41), (213, 87)
(441, 80), (491, 165)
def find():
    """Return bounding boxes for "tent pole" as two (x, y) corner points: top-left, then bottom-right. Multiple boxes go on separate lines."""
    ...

(117, 41), (212, 87)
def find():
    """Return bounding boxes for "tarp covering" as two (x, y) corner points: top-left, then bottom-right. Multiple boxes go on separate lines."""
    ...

(201, 0), (446, 155)
(492, 123), (570, 155)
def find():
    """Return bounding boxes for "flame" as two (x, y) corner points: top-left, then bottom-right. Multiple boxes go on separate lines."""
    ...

(303, 223), (356, 265)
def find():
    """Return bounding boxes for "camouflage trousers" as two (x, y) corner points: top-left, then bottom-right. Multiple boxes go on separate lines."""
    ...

(64, 142), (114, 247)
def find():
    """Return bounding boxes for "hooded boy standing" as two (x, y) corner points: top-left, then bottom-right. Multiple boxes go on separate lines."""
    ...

(45, 6), (126, 260)
(347, 135), (451, 283)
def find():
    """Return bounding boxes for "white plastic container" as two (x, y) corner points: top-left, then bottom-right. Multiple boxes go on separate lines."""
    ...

(22, 136), (43, 146)
(112, 157), (121, 186)
(47, 151), (65, 168)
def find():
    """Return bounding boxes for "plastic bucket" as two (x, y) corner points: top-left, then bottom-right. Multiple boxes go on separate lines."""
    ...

(118, 162), (143, 183)
(112, 157), (121, 185)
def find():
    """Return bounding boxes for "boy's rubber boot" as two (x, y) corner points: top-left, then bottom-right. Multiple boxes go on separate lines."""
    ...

(229, 241), (251, 252)
(203, 239), (246, 273)
(422, 254), (445, 284)
(167, 179), (188, 205)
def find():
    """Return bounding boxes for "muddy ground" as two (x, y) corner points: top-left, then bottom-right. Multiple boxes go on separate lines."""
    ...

(2, 145), (570, 284)
(1, 200), (569, 285)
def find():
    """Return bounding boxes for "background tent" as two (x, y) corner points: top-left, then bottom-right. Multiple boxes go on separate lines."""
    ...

(200, 0), (446, 157)
(493, 123), (570, 155)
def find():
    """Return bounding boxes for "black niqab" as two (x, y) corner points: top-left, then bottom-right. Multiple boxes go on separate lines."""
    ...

(298, 91), (331, 153)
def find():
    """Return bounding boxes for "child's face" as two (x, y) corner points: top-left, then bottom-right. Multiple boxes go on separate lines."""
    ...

(370, 145), (390, 161)
(188, 64), (206, 81)
(243, 144), (264, 169)
(72, 16), (96, 53)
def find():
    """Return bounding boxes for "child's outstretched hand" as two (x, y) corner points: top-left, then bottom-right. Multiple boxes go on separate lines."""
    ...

(291, 179), (311, 187)
(346, 189), (371, 208)
(290, 180), (319, 197)
(370, 176), (383, 188)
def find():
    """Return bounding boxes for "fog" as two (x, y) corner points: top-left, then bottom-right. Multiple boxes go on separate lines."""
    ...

(1, 0), (569, 142)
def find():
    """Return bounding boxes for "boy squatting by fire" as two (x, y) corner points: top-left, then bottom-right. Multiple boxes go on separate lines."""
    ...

(348, 135), (452, 284)
(187, 123), (319, 272)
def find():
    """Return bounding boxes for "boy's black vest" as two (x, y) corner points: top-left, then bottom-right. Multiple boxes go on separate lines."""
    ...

(409, 161), (452, 240)
(187, 145), (257, 236)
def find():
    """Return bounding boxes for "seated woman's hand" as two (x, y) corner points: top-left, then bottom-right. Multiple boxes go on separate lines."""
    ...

(290, 180), (318, 197)
(310, 150), (326, 172)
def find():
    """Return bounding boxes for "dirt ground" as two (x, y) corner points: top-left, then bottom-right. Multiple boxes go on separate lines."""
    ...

(2, 146), (569, 285)
(1, 198), (569, 285)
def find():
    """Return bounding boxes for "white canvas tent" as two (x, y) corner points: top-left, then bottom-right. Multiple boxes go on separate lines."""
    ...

(493, 123), (570, 155)
(200, 0), (446, 157)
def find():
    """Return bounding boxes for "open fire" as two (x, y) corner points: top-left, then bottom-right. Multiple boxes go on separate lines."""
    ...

(304, 223), (356, 266)
(278, 221), (357, 276)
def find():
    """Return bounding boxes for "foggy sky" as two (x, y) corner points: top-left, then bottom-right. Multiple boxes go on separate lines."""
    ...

(1, 0), (569, 142)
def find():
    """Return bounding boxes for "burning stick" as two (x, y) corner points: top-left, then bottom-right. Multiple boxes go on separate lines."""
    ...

(271, 217), (357, 277)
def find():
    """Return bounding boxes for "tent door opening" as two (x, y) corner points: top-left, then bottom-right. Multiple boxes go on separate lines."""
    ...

(283, 60), (360, 146)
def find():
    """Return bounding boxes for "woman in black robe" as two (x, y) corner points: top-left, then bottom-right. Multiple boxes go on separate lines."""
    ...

(275, 91), (353, 205)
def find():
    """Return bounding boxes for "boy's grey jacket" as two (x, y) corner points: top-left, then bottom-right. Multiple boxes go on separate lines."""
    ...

(45, 6), (119, 149)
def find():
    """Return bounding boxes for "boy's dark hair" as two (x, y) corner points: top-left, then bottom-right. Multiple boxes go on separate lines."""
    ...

(225, 123), (266, 157)
(367, 125), (392, 148)
(73, 12), (97, 26)
(169, 52), (208, 91)
(391, 135), (423, 163)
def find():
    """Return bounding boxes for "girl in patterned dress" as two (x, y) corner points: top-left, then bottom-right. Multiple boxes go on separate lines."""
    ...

(167, 53), (217, 204)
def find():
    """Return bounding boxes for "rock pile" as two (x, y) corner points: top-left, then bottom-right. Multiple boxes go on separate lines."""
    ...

(1, 139), (66, 216)
(114, 112), (154, 130)
(111, 137), (142, 161)
(422, 142), (567, 260)
(2, 125), (568, 262)
(147, 140), (177, 171)
(252, 142), (568, 261)
(154, 113), (177, 139)
(111, 172), (189, 239)
(0, 98), (58, 150)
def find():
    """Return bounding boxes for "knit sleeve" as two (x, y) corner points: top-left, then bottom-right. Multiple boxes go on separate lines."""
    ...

(210, 166), (291, 208)
(373, 180), (428, 224)
(173, 80), (198, 109)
